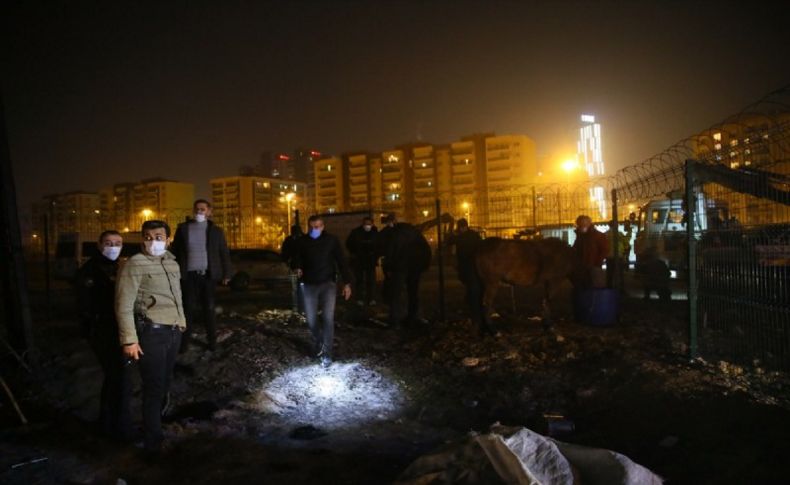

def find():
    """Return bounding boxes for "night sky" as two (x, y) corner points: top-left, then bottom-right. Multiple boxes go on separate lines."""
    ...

(3, 1), (789, 213)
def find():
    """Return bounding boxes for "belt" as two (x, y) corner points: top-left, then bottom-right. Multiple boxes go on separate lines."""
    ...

(143, 323), (180, 331)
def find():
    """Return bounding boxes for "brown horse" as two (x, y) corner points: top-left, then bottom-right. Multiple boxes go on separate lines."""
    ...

(474, 237), (580, 333)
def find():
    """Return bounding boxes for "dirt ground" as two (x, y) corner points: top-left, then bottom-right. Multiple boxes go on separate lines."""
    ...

(2, 272), (790, 484)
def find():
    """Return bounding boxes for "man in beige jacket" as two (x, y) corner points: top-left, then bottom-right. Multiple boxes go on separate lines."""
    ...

(116, 220), (185, 456)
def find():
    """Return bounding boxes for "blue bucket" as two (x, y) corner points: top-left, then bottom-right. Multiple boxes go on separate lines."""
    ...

(573, 288), (619, 326)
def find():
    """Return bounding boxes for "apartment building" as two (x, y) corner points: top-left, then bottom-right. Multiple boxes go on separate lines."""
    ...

(131, 178), (195, 230)
(210, 176), (305, 248)
(314, 156), (344, 214)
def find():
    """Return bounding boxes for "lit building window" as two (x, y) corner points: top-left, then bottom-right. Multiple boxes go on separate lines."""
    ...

(729, 151), (737, 158)
(762, 134), (769, 140)
(744, 160), (751, 166)
(730, 139), (738, 147)
(744, 137), (750, 144)
(730, 162), (740, 169)
(745, 149), (751, 155)
(713, 132), (722, 141)
(714, 143), (722, 151)
(327, 165), (332, 172)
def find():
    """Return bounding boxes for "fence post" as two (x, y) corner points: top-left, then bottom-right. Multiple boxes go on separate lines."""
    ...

(557, 188), (562, 225)
(43, 214), (51, 322)
(685, 159), (698, 360)
(435, 199), (445, 322)
(531, 186), (537, 228)
(609, 188), (619, 289)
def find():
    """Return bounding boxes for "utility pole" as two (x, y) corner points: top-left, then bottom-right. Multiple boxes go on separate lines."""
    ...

(0, 94), (34, 352)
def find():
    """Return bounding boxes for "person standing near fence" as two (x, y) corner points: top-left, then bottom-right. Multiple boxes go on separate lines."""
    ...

(572, 215), (610, 288)
(76, 230), (133, 442)
(445, 218), (483, 324)
(115, 220), (186, 457)
(346, 216), (378, 307)
(378, 213), (432, 328)
(171, 199), (233, 352)
(292, 214), (352, 368)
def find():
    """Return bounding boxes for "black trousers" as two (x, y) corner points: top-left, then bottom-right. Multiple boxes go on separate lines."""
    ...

(138, 324), (181, 452)
(353, 264), (376, 304)
(458, 266), (483, 322)
(385, 268), (423, 325)
(89, 322), (133, 441)
(181, 271), (217, 349)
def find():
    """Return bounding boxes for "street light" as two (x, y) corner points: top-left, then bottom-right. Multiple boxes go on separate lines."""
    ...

(285, 192), (296, 229)
(461, 201), (471, 225)
(141, 209), (152, 220)
(561, 159), (580, 173)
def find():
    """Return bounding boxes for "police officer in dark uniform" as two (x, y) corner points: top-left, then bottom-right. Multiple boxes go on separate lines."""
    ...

(76, 230), (133, 441)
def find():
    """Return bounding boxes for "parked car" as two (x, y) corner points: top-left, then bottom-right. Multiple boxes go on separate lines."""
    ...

(228, 248), (291, 291)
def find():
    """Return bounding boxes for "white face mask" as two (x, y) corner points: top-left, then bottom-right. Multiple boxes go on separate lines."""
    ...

(101, 246), (122, 261)
(363, 224), (372, 232)
(144, 240), (167, 256)
(195, 213), (207, 222)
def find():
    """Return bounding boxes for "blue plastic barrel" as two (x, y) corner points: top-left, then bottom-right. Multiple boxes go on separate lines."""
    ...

(573, 288), (619, 326)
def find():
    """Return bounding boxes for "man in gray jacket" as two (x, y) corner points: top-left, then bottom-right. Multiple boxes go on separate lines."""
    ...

(171, 199), (233, 352)
(116, 220), (186, 456)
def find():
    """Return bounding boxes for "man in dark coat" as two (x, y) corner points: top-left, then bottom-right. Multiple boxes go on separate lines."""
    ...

(346, 216), (378, 306)
(378, 213), (431, 327)
(446, 218), (483, 322)
(171, 199), (233, 352)
(281, 224), (305, 313)
(76, 230), (133, 442)
(292, 214), (353, 368)
(572, 214), (610, 288)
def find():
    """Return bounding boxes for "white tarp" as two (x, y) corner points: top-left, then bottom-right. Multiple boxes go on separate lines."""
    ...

(397, 424), (663, 485)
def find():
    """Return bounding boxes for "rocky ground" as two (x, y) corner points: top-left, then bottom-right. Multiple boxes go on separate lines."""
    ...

(2, 277), (790, 484)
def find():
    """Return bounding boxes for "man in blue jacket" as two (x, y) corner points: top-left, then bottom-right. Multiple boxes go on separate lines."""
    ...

(292, 214), (352, 368)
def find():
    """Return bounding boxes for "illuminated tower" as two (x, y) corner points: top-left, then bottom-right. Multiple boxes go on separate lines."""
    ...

(578, 114), (606, 218)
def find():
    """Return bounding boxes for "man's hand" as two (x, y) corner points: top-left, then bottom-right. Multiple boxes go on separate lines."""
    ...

(221, 278), (230, 286)
(122, 343), (144, 360)
(342, 284), (352, 301)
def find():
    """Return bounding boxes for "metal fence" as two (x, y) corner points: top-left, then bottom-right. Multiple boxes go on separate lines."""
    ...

(688, 160), (790, 370)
